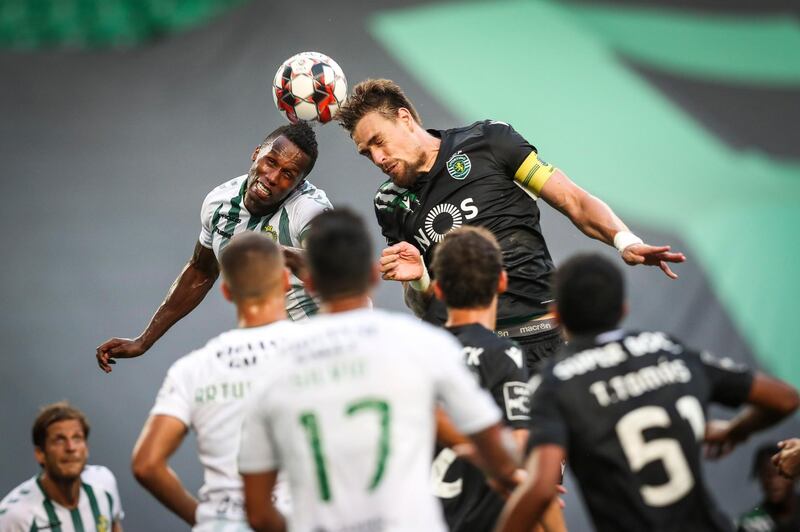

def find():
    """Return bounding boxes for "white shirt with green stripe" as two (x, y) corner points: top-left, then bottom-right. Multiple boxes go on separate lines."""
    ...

(199, 175), (332, 321)
(0, 465), (123, 532)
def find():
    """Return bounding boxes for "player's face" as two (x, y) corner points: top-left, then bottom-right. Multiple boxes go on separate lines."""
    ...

(244, 135), (311, 216)
(353, 111), (427, 189)
(35, 419), (88, 482)
(759, 462), (794, 504)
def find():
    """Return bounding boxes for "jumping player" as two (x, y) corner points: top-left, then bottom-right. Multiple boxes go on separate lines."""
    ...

(237, 210), (521, 532)
(495, 254), (800, 532)
(97, 122), (330, 372)
(337, 79), (685, 369)
(131, 233), (295, 530)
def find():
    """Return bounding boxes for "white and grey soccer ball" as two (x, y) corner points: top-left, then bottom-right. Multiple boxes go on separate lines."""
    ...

(272, 51), (347, 124)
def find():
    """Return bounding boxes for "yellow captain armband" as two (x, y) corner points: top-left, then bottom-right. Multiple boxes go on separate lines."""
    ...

(513, 151), (556, 195)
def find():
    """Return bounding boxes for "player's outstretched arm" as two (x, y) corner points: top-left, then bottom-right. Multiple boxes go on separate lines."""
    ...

(538, 169), (686, 279)
(379, 242), (434, 317)
(131, 415), (198, 526)
(493, 444), (565, 532)
(242, 471), (286, 532)
(705, 373), (799, 459)
(96, 242), (219, 372)
(468, 423), (526, 495)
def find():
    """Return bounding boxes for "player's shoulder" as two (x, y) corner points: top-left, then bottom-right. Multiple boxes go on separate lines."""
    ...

(81, 464), (118, 491)
(0, 476), (41, 525)
(201, 175), (247, 213)
(450, 324), (524, 367)
(287, 180), (332, 210)
(374, 178), (409, 208)
(446, 119), (514, 142)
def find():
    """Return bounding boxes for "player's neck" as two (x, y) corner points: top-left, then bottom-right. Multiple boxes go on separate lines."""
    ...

(417, 129), (441, 173)
(446, 306), (496, 331)
(320, 294), (371, 314)
(236, 297), (287, 328)
(39, 472), (81, 509)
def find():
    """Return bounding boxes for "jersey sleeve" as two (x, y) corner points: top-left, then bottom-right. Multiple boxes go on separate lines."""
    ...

(431, 333), (503, 435)
(198, 188), (217, 249)
(0, 497), (30, 532)
(487, 344), (531, 429)
(697, 350), (754, 408)
(149, 359), (193, 427)
(526, 367), (569, 451)
(292, 184), (332, 247)
(485, 121), (555, 196)
(238, 391), (280, 474)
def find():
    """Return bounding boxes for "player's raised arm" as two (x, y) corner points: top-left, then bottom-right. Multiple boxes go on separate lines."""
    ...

(532, 167), (686, 279)
(96, 241), (219, 372)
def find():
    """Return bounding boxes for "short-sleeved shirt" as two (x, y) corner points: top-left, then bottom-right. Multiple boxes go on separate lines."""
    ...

(528, 329), (754, 532)
(374, 120), (554, 327)
(0, 465), (123, 532)
(199, 176), (332, 321)
(238, 308), (502, 532)
(432, 323), (530, 532)
(150, 321), (297, 527)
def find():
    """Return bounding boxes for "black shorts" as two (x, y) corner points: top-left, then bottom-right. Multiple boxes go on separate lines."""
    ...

(514, 330), (564, 373)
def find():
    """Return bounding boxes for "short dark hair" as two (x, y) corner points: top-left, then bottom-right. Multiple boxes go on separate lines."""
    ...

(751, 443), (780, 478)
(32, 401), (90, 449)
(220, 232), (284, 301)
(305, 209), (373, 300)
(432, 227), (503, 309)
(554, 253), (624, 335)
(263, 121), (319, 176)
(337, 79), (421, 134)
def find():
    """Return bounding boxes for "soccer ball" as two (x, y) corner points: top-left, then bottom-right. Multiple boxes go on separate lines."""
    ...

(272, 51), (347, 124)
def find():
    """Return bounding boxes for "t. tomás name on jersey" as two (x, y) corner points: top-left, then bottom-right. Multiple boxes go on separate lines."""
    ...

(199, 175), (332, 321)
(238, 309), (502, 532)
(528, 330), (755, 532)
(373, 120), (555, 327)
(0, 465), (123, 532)
(150, 321), (298, 528)
(432, 323), (530, 532)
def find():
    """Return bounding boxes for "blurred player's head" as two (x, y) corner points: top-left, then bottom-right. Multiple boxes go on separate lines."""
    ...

(32, 402), (90, 482)
(244, 121), (319, 216)
(339, 79), (428, 189)
(220, 232), (289, 304)
(554, 253), (626, 336)
(305, 209), (376, 303)
(432, 227), (507, 309)
(752, 443), (794, 505)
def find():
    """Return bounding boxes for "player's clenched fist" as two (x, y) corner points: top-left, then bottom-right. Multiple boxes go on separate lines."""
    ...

(96, 337), (149, 373)
(379, 242), (425, 282)
(773, 438), (800, 478)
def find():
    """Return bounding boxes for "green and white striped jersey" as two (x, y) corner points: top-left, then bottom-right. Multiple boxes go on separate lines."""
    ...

(199, 175), (332, 321)
(0, 465), (123, 532)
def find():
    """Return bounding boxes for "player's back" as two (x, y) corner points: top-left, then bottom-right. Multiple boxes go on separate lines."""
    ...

(530, 330), (753, 532)
(240, 308), (501, 532)
(151, 320), (297, 524)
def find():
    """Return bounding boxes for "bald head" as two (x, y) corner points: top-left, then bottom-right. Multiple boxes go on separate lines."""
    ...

(219, 233), (285, 301)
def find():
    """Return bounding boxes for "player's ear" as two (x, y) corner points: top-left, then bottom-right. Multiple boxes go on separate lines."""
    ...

(251, 146), (260, 162)
(282, 267), (291, 292)
(550, 302), (560, 326)
(304, 274), (316, 296)
(432, 280), (444, 302)
(370, 262), (380, 287)
(497, 270), (508, 295)
(34, 447), (45, 468)
(220, 281), (233, 302)
(620, 301), (629, 321)
(397, 108), (414, 131)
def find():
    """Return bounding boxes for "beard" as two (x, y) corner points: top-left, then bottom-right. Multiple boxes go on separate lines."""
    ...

(389, 150), (428, 189)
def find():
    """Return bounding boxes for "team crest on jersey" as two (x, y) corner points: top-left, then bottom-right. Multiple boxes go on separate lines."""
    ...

(262, 224), (278, 241)
(97, 515), (110, 532)
(446, 152), (471, 180)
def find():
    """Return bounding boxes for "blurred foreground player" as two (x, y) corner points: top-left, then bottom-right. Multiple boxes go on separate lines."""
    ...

(338, 79), (685, 370)
(429, 226), (565, 532)
(238, 210), (521, 532)
(736, 444), (800, 532)
(496, 254), (800, 532)
(0, 402), (124, 531)
(97, 122), (331, 372)
(132, 233), (294, 530)
(772, 437), (800, 479)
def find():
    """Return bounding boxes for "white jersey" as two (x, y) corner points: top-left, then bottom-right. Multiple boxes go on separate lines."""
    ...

(0, 465), (123, 532)
(150, 321), (298, 530)
(238, 308), (502, 532)
(199, 175), (332, 321)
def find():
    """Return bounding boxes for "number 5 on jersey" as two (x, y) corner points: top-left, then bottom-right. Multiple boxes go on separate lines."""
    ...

(299, 398), (391, 502)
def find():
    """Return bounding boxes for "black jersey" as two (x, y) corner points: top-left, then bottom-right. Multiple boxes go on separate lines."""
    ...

(528, 330), (754, 532)
(432, 323), (530, 532)
(374, 120), (555, 327)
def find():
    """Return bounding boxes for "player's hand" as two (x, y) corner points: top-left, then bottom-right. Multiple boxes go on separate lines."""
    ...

(96, 337), (149, 373)
(703, 419), (740, 459)
(379, 242), (424, 282)
(282, 246), (308, 283)
(621, 243), (686, 280)
(772, 438), (800, 478)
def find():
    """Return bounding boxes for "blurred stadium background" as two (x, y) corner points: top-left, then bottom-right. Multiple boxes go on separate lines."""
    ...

(1, 0), (798, 529)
